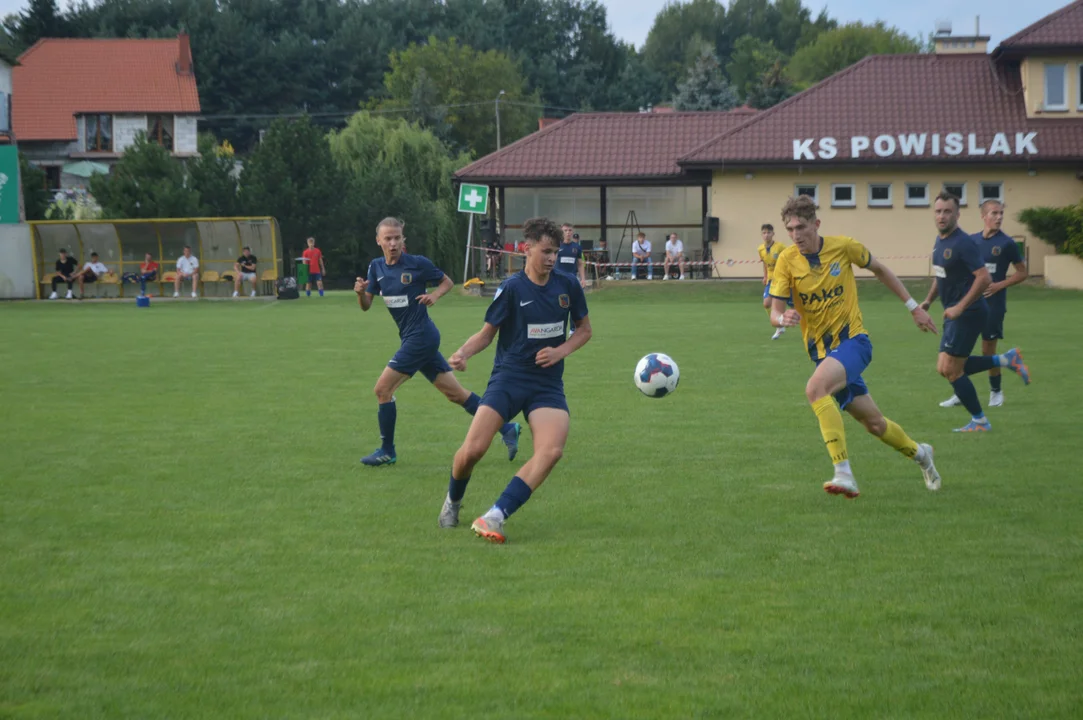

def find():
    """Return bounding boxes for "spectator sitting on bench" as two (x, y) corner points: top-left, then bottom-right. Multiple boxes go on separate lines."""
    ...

(49, 248), (77, 299)
(631, 232), (653, 280)
(138, 253), (159, 297)
(233, 246), (259, 297)
(174, 245), (200, 298)
(71, 252), (111, 298)
(664, 232), (688, 280)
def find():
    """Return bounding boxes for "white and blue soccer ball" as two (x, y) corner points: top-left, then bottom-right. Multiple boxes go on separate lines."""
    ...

(634, 353), (680, 398)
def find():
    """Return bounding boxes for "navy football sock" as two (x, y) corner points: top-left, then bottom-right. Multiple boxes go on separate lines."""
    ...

(448, 473), (470, 503)
(319, 289), (324, 297)
(990, 373), (1003, 392)
(964, 356), (998, 375)
(462, 392), (481, 415)
(494, 476), (532, 519)
(377, 401), (397, 452)
(950, 376), (984, 418)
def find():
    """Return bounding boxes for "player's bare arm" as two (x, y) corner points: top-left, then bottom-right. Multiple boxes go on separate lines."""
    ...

(984, 260), (1028, 298)
(920, 278), (939, 311)
(354, 277), (373, 311)
(944, 268), (991, 321)
(417, 274), (454, 306)
(866, 257), (937, 333)
(770, 296), (800, 328)
(536, 316), (592, 368)
(449, 323), (499, 372)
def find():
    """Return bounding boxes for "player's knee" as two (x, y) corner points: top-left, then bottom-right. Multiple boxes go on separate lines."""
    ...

(536, 444), (564, 468)
(373, 385), (394, 403)
(862, 416), (887, 436)
(804, 380), (828, 404)
(458, 440), (489, 464)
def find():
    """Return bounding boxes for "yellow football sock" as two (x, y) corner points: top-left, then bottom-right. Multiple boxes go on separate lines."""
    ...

(878, 418), (918, 459)
(811, 395), (848, 464)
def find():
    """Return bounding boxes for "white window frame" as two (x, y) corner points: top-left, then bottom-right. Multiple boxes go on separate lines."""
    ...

(1044, 63), (1068, 110)
(979, 181), (1004, 204)
(942, 182), (967, 207)
(830, 183), (856, 208)
(1077, 63), (1083, 110)
(867, 183), (892, 207)
(795, 183), (819, 206)
(905, 182), (929, 207)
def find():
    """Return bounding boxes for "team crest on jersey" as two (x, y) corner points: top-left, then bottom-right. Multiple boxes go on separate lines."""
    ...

(829, 262), (841, 277)
(943, 249), (952, 260)
(558, 293), (570, 309)
(991, 246), (1002, 256)
(401, 272), (412, 284)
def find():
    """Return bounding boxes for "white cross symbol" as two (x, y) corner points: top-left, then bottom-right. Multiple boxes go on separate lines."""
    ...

(464, 189), (483, 208)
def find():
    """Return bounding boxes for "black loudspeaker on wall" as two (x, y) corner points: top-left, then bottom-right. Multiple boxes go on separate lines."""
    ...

(478, 217), (496, 244)
(703, 216), (719, 245)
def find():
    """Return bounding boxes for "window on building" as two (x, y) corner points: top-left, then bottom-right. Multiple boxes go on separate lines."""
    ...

(86, 114), (113, 152)
(1044, 64), (1067, 110)
(831, 184), (856, 208)
(905, 183), (929, 207)
(868, 183), (892, 207)
(0, 92), (9, 133)
(147, 115), (174, 151)
(795, 184), (818, 206)
(979, 182), (1004, 203)
(942, 182), (967, 206)
(45, 166), (61, 191)
(1078, 64), (1083, 109)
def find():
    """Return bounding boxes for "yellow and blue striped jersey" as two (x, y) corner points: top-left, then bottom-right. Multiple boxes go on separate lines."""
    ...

(769, 236), (871, 361)
(757, 240), (786, 280)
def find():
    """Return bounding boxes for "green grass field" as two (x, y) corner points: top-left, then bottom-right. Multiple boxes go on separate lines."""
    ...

(2, 281), (1081, 719)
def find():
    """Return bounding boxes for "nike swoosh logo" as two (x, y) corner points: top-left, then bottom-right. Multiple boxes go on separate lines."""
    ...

(377, 276), (384, 281)
(520, 301), (533, 306)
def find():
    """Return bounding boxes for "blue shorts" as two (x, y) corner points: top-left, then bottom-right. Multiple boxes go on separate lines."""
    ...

(816, 334), (872, 410)
(480, 374), (568, 421)
(941, 309), (986, 357)
(388, 336), (452, 382)
(982, 308), (1005, 341)
(764, 283), (794, 307)
(308, 273), (322, 282)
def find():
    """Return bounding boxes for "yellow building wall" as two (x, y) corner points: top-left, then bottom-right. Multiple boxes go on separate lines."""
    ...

(1022, 56), (1083, 118)
(708, 167), (1082, 278)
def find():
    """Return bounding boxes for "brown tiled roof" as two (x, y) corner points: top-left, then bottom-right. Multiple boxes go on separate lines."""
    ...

(680, 54), (1083, 167)
(454, 108), (758, 184)
(14, 36), (200, 141)
(998, 0), (1083, 51)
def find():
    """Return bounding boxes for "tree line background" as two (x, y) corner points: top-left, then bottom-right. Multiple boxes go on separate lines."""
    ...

(9, 0), (927, 281)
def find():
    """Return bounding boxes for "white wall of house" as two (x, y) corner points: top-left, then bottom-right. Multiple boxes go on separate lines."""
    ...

(114, 114), (148, 153)
(175, 115), (198, 154)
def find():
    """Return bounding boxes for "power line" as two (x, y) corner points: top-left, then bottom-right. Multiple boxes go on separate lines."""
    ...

(196, 99), (583, 123)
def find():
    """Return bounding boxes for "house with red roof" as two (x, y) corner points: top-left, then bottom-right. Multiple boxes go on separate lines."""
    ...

(13, 34), (201, 191)
(457, 1), (1083, 278)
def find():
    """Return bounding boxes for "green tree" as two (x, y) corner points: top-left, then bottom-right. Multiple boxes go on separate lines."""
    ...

(328, 111), (470, 278)
(188, 132), (240, 217)
(378, 36), (537, 157)
(1019, 204), (1083, 258)
(726, 35), (783, 102)
(643, 0), (727, 97)
(89, 135), (199, 218)
(672, 50), (738, 111)
(19, 154), (50, 221)
(239, 116), (350, 268)
(786, 21), (922, 89)
(3, 0), (69, 53)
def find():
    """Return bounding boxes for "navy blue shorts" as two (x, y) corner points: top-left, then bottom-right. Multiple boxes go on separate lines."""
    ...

(388, 336), (452, 382)
(982, 308), (1005, 341)
(480, 374), (568, 421)
(941, 309), (986, 357)
(816, 334), (872, 410)
(763, 283), (794, 307)
(308, 273), (322, 282)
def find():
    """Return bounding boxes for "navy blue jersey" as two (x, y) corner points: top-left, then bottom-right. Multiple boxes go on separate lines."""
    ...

(933, 227), (987, 314)
(366, 253), (446, 339)
(972, 230), (1022, 313)
(556, 242), (582, 274)
(484, 270), (588, 381)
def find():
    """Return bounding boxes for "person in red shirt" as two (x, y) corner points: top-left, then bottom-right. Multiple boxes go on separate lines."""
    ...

(302, 237), (326, 297)
(138, 253), (159, 297)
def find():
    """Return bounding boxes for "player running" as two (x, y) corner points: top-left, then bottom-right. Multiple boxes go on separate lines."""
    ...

(354, 217), (521, 467)
(936, 199), (1029, 409)
(439, 217), (592, 543)
(919, 192), (1030, 431)
(757, 223), (788, 340)
(770, 195), (941, 498)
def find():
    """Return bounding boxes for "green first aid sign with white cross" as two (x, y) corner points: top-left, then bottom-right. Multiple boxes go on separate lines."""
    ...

(457, 183), (489, 215)
(0, 146), (19, 223)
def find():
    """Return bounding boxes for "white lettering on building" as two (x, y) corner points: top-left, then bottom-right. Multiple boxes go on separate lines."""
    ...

(792, 132), (1040, 160)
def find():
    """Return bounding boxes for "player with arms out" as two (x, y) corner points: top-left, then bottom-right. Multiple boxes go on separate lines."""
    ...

(302, 237), (326, 297)
(935, 199), (1030, 409)
(440, 217), (592, 543)
(354, 217), (521, 467)
(757, 223), (788, 340)
(919, 193), (1030, 431)
(770, 195), (941, 498)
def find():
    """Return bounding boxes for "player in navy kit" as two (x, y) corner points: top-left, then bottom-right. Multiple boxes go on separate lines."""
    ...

(557, 223), (586, 286)
(354, 217), (521, 466)
(439, 217), (592, 543)
(919, 193), (1030, 432)
(937, 199), (1030, 409)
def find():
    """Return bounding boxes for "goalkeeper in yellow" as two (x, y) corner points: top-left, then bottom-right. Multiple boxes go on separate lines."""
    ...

(769, 195), (941, 498)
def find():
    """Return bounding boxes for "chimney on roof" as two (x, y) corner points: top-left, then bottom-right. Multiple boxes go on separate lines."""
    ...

(177, 33), (193, 75)
(538, 117), (560, 131)
(933, 17), (989, 55)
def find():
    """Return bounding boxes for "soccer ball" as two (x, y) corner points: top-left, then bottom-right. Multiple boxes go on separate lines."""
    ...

(634, 353), (680, 398)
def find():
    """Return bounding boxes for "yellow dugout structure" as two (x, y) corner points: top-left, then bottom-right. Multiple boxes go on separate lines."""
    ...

(30, 217), (282, 299)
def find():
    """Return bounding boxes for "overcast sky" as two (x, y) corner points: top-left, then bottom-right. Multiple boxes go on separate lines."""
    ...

(0, 0), (1069, 50)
